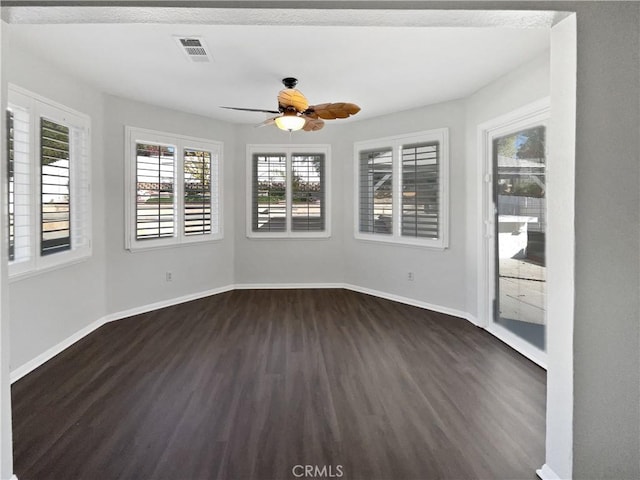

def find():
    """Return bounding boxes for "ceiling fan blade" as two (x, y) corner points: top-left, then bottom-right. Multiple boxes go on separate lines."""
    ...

(256, 117), (277, 128)
(307, 102), (360, 120)
(220, 106), (280, 114)
(277, 89), (309, 112)
(303, 116), (324, 132)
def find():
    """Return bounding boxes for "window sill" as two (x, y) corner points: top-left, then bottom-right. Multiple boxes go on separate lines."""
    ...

(126, 235), (224, 253)
(9, 254), (91, 283)
(246, 232), (331, 240)
(354, 234), (448, 250)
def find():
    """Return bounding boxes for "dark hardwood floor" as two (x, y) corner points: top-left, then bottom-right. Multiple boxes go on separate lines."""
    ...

(12, 289), (545, 480)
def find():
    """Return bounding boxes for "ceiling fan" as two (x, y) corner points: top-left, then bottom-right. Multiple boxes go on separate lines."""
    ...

(221, 77), (360, 132)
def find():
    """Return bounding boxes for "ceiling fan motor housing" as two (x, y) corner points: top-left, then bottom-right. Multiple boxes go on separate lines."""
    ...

(282, 77), (298, 89)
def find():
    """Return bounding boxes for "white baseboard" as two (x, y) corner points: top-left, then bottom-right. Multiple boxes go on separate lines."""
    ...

(486, 323), (547, 369)
(9, 315), (106, 383)
(101, 285), (235, 323)
(8, 282), (483, 383)
(10, 285), (234, 383)
(233, 283), (344, 290)
(537, 463), (565, 480)
(234, 282), (469, 322)
(343, 283), (469, 321)
(464, 313), (481, 326)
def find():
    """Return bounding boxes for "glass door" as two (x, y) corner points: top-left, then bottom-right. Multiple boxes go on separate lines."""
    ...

(492, 125), (546, 350)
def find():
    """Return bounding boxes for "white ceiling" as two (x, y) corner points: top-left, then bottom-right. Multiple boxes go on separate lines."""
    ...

(4, 8), (552, 125)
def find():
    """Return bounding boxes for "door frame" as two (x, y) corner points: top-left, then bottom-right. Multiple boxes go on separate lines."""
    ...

(477, 97), (550, 368)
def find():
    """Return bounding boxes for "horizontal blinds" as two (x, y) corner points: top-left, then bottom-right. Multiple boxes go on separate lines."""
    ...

(401, 141), (439, 239)
(71, 122), (90, 252)
(7, 111), (15, 261)
(136, 143), (175, 240)
(291, 153), (324, 232)
(359, 148), (393, 234)
(8, 106), (31, 264)
(252, 153), (286, 232)
(40, 118), (71, 256)
(184, 148), (213, 236)
(209, 151), (219, 236)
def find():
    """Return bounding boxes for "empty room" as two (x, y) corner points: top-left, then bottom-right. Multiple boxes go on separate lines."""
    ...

(0, 2), (638, 480)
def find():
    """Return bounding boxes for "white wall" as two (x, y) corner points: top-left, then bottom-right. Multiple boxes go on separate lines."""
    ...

(4, 29), (108, 372)
(341, 100), (467, 314)
(233, 124), (346, 286)
(103, 95), (236, 314)
(219, 93), (471, 315)
(544, 14), (576, 480)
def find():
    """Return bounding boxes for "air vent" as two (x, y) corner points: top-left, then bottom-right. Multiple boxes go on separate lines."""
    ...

(175, 37), (211, 63)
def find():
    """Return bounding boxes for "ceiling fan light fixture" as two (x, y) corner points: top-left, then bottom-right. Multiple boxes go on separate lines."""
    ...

(222, 77), (358, 133)
(275, 112), (306, 132)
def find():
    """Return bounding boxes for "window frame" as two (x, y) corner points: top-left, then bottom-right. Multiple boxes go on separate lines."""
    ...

(7, 84), (92, 280)
(124, 126), (223, 251)
(246, 144), (331, 239)
(354, 128), (449, 249)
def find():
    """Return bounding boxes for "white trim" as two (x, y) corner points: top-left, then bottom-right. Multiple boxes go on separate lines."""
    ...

(487, 323), (547, 369)
(353, 128), (449, 250)
(101, 285), (234, 323)
(476, 98), (550, 362)
(234, 283), (343, 290)
(9, 285), (234, 383)
(9, 315), (105, 383)
(536, 463), (564, 480)
(246, 144), (331, 239)
(124, 126), (223, 251)
(465, 313), (481, 327)
(236, 282), (475, 324)
(343, 283), (469, 321)
(9, 282), (541, 384)
(7, 85), (92, 278)
(8, 255), (90, 283)
(8, 84), (88, 120)
(477, 97), (550, 329)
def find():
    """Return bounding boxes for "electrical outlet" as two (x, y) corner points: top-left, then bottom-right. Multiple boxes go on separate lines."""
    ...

(165, 271), (172, 282)
(408, 272), (414, 281)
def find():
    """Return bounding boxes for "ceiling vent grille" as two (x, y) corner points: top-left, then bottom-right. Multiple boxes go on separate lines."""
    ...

(175, 37), (211, 63)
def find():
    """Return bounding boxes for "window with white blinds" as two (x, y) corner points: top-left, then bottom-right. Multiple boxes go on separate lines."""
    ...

(125, 127), (222, 250)
(7, 105), (33, 269)
(135, 143), (175, 240)
(401, 142), (439, 239)
(184, 149), (215, 236)
(248, 145), (330, 238)
(359, 148), (393, 235)
(252, 153), (287, 233)
(354, 129), (449, 249)
(6, 85), (92, 278)
(292, 154), (325, 232)
(7, 110), (16, 261)
(40, 118), (71, 255)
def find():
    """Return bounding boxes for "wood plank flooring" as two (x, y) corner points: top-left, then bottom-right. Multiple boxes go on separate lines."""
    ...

(11, 289), (546, 480)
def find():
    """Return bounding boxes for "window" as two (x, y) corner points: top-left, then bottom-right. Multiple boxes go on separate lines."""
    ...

(354, 129), (448, 248)
(41, 119), (71, 255)
(247, 145), (330, 238)
(125, 127), (222, 250)
(6, 85), (91, 278)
